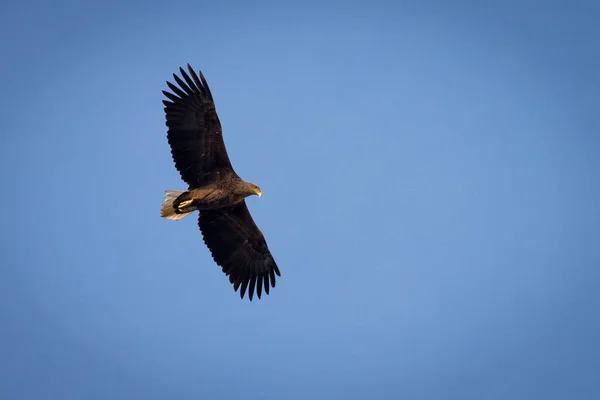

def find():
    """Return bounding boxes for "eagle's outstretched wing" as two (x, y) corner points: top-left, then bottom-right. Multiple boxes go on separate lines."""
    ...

(198, 201), (280, 301)
(163, 64), (236, 187)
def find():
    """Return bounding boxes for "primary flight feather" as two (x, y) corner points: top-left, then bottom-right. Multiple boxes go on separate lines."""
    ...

(160, 64), (280, 301)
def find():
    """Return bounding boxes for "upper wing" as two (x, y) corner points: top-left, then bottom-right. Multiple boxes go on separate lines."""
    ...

(198, 201), (281, 301)
(162, 64), (236, 187)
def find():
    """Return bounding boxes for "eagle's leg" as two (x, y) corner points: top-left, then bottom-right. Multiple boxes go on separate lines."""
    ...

(160, 190), (195, 220)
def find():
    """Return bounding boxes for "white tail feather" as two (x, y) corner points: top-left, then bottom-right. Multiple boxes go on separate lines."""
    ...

(161, 190), (192, 220)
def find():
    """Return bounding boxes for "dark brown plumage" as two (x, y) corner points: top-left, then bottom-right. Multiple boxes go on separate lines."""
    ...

(160, 64), (280, 301)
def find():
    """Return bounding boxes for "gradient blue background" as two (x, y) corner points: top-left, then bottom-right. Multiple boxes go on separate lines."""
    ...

(1, 1), (599, 399)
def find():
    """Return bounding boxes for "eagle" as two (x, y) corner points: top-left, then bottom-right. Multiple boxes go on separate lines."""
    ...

(160, 64), (280, 301)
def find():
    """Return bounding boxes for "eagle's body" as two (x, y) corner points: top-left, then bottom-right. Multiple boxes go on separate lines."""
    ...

(160, 64), (280, 301)
(161, 176), (261, 217)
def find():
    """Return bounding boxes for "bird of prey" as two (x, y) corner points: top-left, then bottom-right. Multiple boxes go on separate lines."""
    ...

(160, 64), (280, 301)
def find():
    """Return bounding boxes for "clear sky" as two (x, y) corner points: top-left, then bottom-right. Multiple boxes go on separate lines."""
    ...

(1, 1), (599, 399)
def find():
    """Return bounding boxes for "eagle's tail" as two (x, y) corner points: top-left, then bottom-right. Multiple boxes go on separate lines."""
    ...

(161, 190), (193, 220)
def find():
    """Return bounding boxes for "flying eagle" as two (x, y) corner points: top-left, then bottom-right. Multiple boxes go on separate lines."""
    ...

(160, 64), (280, 301)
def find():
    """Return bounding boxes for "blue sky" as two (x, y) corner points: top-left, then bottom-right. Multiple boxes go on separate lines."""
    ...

(1, 1), (599, 399)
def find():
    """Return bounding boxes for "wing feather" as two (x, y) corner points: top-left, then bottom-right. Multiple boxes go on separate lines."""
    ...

(198, 201), (280, 301)
(163, 64), (235, 187)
